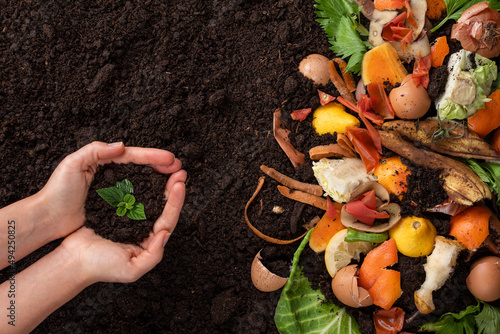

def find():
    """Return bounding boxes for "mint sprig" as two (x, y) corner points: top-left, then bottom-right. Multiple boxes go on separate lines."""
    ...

(96, 179), (146, 220)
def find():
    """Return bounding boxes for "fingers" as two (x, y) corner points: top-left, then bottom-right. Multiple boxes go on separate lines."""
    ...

(127, 230), (168, 281)
(65, 142), (126, 171)
(113, 146), (178, 172)
(154, 181), (186, 235)
(165, 169), (187, 200)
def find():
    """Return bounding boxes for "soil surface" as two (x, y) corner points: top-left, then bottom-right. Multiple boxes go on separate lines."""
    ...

(1, 1), (499, 333)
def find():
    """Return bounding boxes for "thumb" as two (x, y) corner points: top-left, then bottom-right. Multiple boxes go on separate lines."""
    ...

(127, 230), (169, 281)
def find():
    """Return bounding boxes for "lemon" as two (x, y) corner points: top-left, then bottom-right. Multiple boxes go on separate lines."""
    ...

(389, 216), (437, 257)
(324, 229), (374, 277)
(312, 102), (360, 136)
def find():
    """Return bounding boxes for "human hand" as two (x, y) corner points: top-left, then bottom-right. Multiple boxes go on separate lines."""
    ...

(59, 166), (185, 283)
(35, 141), (184, 241)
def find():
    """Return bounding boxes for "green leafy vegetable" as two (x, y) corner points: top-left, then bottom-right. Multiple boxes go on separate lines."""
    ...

(315, 0), (371, 74)
(274, 230), (361, 334)
(432, 0), (500, 33)
(465, 159), (500, 206)
(420, 300), (500, 334)
(96, 179), (146, 220)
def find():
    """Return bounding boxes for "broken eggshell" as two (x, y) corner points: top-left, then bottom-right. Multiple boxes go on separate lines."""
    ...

(298, 54), (331, 85)
(332, 264), (374, 308)
(251, 250), (288, 292)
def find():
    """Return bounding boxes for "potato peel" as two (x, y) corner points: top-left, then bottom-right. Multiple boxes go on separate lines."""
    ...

(245, 176), (307, 244)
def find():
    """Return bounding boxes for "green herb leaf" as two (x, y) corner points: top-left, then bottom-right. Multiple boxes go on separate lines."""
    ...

(115, 179), (134, 195)
(274, 230), (361, 334)
(96, 187), (125, 207)
(315, 0), (369, 75)
(127, 202), (146, 220)
(124, 193), (136, 206)
(420, 302), (479, 334)
(476, 302), (500, 334)
(116, 206), (127, 217)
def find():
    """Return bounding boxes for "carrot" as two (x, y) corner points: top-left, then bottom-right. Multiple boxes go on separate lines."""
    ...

(277, 185), (327, 210)
(332, 58), (357, 93)
(358, 239), (401, 310)
(373, 156), (410, 199)
(426, 0), (447, 20)
(449, 206), (491, 250)
(492, 128), (500, 153)
(273, 109), (306, 167)
(374, 0), (405, 11)
(309, 143), (357, 160)
(309, 204), (345, 253)
(430, 36), (449, 68)
(260, 165), (323, 196)
(244, 176), (307, 244)
(328, 60), (356, 104)
(468, 90), (500, 138)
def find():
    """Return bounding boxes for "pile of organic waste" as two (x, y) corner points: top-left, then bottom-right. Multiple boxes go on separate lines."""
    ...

(246, 0), (500, 333)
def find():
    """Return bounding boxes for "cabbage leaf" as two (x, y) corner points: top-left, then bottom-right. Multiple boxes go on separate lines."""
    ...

(274, 230), (361, 334)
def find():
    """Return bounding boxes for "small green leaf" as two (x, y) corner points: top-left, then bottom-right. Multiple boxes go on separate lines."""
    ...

(116, 206), (127, 217)
(115, 179), (134, 195)
(476, 302), (500, 334)
(117, 202), (127, 208)
(97, 187), (125, 207)
(127, 202), (146, 220)
(124, 193), (136, 205)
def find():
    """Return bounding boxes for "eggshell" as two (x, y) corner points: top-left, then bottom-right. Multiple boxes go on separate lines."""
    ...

(251, 250), (288, 292)
(466, 256), (500, 302)
(332, 264), (374, 308)
(298, 54), (330, 85)
(389, 74), (431, 119)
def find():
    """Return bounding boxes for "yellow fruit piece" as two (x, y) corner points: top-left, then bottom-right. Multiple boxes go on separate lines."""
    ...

(362, 43), (408, 90)
(312, 102), (360, 136)
(324, 229), (374, 277)
(389, 216), (437, 257)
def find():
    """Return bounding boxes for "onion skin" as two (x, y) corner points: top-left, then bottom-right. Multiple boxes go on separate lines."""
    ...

(451, 2), (500, 58)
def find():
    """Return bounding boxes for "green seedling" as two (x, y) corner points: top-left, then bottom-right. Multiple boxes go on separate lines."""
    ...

(96, 179), (146, 220)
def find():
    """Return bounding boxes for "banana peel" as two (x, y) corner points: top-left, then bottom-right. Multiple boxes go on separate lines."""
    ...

(379, 130), (491, 206)
(380, 119), (500, 161)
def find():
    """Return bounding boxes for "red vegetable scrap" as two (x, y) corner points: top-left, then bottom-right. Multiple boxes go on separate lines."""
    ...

(290, 108), (312, 121)
(451, 1), (500, 58)
(317, 89), (336, 106)
(382, 12), (414, 52)
(373, 307), (405, 334)
(412, 53), (432, 88)
(326, 196), (339, 218)
(366, 83), (395, 120)
(273, 109), (305, 167)
(344, 190), (390, 225)
(346, 127), (381, 173)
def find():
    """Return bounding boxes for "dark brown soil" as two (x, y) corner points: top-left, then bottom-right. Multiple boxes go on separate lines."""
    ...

(0, 1), (498, 333)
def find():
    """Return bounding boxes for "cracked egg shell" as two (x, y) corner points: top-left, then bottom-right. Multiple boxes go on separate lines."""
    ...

(251, 250), (288, 292)
(332, 264), (373, 308)
(298, 54), (330, 85)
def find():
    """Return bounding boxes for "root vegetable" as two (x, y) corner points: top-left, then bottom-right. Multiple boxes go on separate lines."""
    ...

(260, 165), (323, 196)
(273, 109), (305, 168)
(328, 60), (356, 104)
(277, 185), (327, 210)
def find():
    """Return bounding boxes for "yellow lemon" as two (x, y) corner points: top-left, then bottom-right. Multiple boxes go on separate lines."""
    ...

(389, 216), (437, 257)
(324, 229), (374, 277)
(312, 102), (360, 136)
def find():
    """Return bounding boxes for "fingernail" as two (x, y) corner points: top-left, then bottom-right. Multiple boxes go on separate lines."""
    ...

(108, 142), (123, 147)
(162, 233), (171, 247)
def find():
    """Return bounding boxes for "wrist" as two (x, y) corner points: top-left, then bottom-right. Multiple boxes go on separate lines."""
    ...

(53, 244), (97, 287)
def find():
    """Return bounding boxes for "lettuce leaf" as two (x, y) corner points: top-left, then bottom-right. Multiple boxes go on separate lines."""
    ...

(465, 160), (500, 206)
(274, 230), (361, 334)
